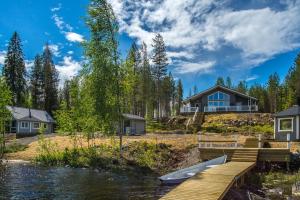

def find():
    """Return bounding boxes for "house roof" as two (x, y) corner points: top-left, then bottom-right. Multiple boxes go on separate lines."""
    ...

(122, 113), (145, 121)
(6, 106), (55, 123)
(274, 105), (300, 117)
(184, 85), (257, 102)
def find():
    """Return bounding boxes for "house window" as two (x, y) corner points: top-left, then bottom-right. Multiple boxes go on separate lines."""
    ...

(207, 91), (230, 107)
(20, 122), (29, 129)
(33, 122), (40, 129)
(278, 118), (293, 132)
(44, 123), (48, 129)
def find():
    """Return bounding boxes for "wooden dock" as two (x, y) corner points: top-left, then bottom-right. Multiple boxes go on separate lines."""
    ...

(160, 161), (256, 200)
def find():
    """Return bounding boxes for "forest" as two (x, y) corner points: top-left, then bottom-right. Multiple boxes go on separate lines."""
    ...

(0, 0), (300, 139)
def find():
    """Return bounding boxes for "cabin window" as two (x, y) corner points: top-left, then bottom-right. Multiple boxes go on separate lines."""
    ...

(44, 123), (48, 129)
(33, 122), (40, 129)
(20, 122), (29, 129)
(207, 91), (230, 107)
(278, 118), (293, 132)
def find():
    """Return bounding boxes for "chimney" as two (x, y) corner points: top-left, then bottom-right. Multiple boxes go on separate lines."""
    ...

(29, 108), (31, 118)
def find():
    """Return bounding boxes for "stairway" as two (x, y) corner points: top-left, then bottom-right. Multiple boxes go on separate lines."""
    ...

(231, 149), (259, 162)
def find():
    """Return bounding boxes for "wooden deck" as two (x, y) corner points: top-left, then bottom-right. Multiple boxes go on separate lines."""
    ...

(160, 161), (256, 200)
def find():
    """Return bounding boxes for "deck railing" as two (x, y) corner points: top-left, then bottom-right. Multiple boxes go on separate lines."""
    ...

(204, 105), (258, 112)
(181, 105), (258, 113)
(198, 133), (291, 149)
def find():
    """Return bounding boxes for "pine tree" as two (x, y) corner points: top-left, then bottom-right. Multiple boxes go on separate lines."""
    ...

(193, 85), (198, 95)
(226, 77), (232, 88)
(43, 43), (59, 115)
(236, 81), (248, 94)
(3, 32), (26, 106)
(216, 77), (225, 86)
(294, 53), (300, 105)
(30, 54), (44, 109)
(267, 73), (280, 113)
(151, 33), (168, 119)
(175, 79), (183, 115)
(139, 42), (153, 118)
(62, 80), (71, 109)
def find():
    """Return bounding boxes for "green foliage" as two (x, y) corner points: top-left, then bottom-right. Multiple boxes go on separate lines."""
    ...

(216, 77), (225, 86)
(43, 43), (59, 115)
(3, 32), (26, 106)
(261, 171), (300, 189)
(202, 122), (273, 135)
(4, 142), (27, 153)
(0, 78), (12, 157)
(30, 54), (44, 109)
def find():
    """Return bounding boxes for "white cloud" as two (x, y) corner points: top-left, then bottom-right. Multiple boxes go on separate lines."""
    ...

(108, 0), (300, 74)
(51, 3), (62, 12)
(175, 60), (215, 74)
(67, 51), (74, 55)
(0, 50), (6, 65)
(43, 44), (60, 57)
(245, 75), (259, 82)
(51, 12), (84, 43)
(65, 32), (84, 42)
(56, 56), (82, 82)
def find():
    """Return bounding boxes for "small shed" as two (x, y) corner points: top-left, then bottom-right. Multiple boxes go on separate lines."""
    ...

(274, 105), (300, 141)
(122, 114), (146, 135)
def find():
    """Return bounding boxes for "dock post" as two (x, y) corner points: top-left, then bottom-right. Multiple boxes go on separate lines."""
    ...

(234, 134), (238, 148)
(287, 133), (291, 149)
(258, 134), (262, 148)
(198, 132), (201, 148)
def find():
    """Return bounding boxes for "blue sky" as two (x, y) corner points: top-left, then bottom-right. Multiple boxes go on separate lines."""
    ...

(0, 0), (300, 98)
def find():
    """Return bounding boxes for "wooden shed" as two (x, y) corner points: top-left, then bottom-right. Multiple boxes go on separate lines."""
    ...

(122, 114), (146, 135)
(274, 105), (300, 141)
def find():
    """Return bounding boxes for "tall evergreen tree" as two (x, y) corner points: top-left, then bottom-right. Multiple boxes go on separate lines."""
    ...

(216, 77), (225, 86)
(267, 73), (280, 113)
(151, 33), (168, 119)
(138, 42), (154, 118)
(193, 85), (198, 95)
(225, 77), (232, 88)
(236, 81), (248, 94)
(43, 43), (59, 115)
(3, 32), (26, 106)
(175, 79), (183, 115)
(30, 54), (44, 109)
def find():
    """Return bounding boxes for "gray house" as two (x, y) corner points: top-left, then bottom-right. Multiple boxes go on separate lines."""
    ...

(122, 113), (146, 135)
(6, 106), (55, 136)
(181, 85), (258, 113)
(274, 105), (300, 141)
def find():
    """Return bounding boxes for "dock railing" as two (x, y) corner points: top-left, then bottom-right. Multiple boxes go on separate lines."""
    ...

(198, 133), (291, 149)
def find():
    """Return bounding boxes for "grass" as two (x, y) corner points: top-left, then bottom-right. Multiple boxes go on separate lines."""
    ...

(4, 142), (27, 153)
(35, 139), (174, 173)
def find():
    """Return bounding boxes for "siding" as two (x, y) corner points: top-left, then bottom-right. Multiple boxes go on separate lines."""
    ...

(16, 121), (53, 135)
(275, 116), (297, 141)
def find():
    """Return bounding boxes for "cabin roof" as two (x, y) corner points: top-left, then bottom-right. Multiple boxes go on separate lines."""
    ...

(274, 105), (300, 117)
(122, 113), (145, 121)
(6, 106), (55, 123)
(184, 85), (257, 102)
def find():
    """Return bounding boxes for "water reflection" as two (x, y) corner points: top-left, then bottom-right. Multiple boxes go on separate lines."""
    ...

(0, 163), (173, 200)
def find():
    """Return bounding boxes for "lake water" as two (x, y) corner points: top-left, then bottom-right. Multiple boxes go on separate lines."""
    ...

(0, 163), (173, 200)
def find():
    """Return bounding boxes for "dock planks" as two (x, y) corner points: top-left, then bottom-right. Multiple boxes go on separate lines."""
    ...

(160, 161), (256, 200)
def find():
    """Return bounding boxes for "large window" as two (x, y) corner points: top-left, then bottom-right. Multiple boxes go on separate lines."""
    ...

(278, 118), (293, 132)
(20, 121), (29, 129)
(207, 91), (230, 107)
(33, 122), (40, 129)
